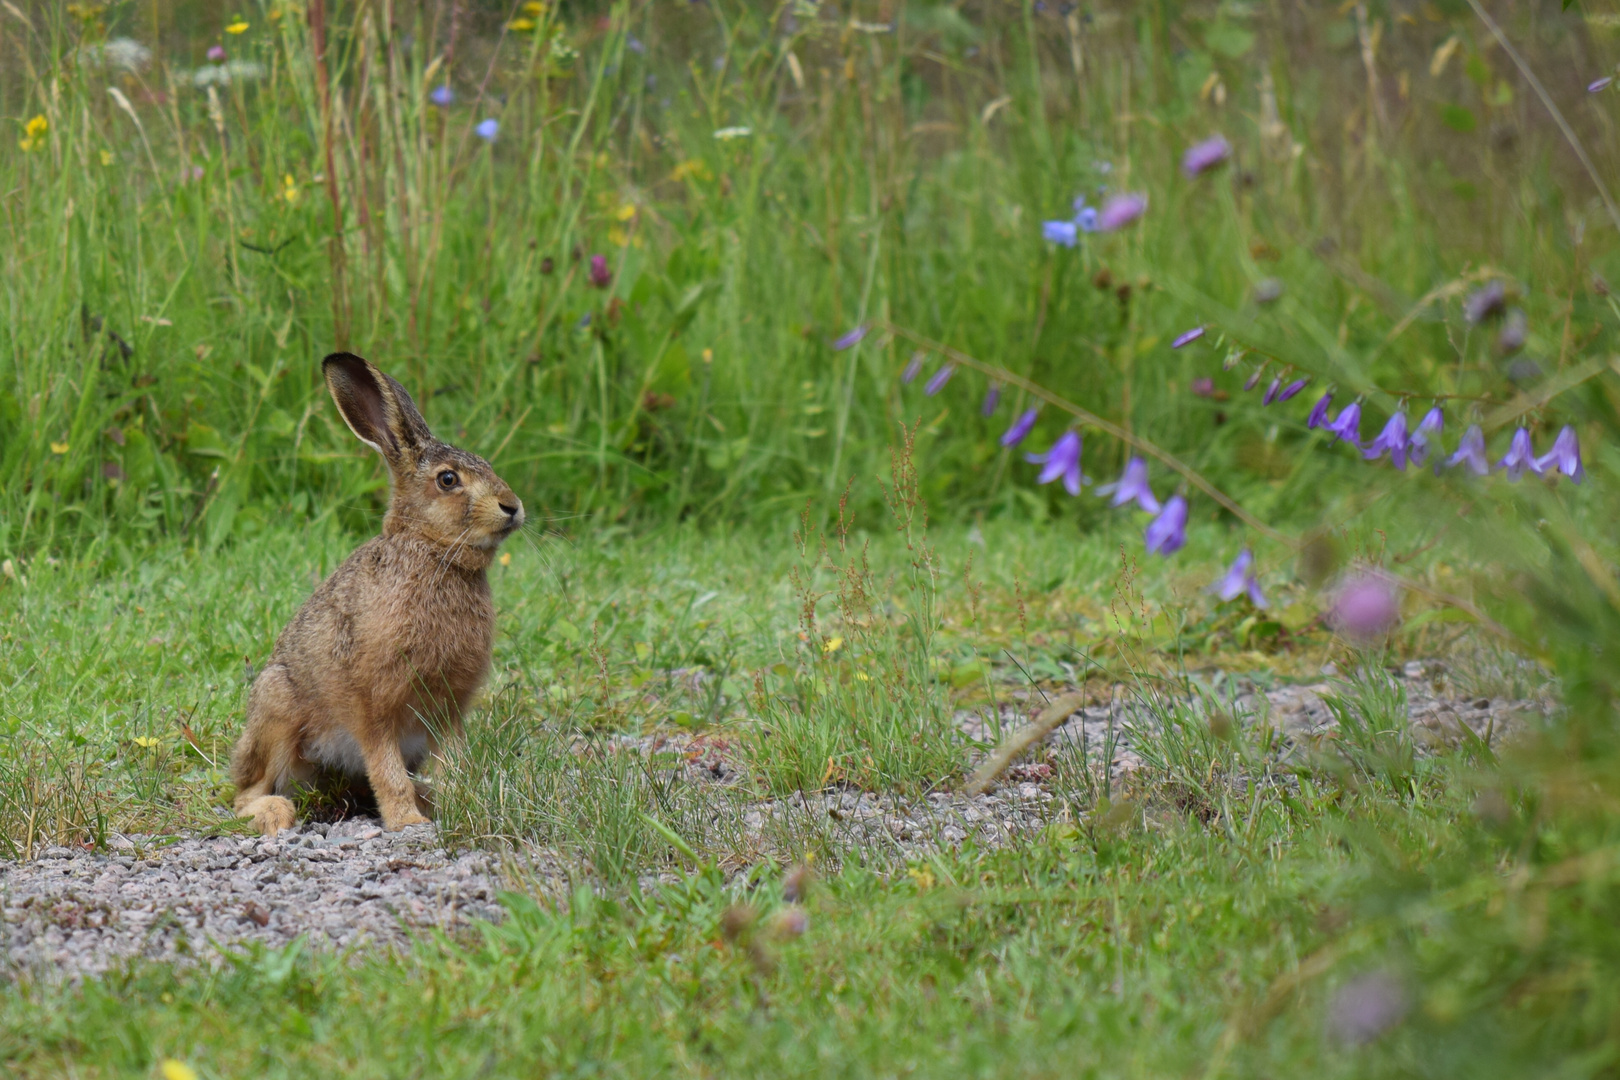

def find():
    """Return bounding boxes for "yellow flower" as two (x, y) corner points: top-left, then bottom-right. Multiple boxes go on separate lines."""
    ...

(506, 17), (535, 31)
(670, 159), (711, 183)
(822, 636), (843, 654)
(615, 203), (637, 222)
(18, 114), (47, 152)
(100, 149), (113, 166)
(225, 21), (249, 34)
(160, 1062), (198, 1080)
(523, 0), (545, 12)
(498, 551), (512, 567)
(50, 442), (69, 455)
(132, 736), (161, 749)
(281, 174), (299, 203)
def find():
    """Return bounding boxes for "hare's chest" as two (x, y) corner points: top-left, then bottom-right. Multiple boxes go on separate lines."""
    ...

(394, 578), (494, 683)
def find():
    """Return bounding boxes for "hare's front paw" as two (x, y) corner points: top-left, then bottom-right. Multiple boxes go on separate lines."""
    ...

(240, 795), (297, 837)
(383, 808), (431, 831)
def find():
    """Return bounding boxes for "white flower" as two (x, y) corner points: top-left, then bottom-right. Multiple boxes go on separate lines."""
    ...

(712, 126), (752, 141)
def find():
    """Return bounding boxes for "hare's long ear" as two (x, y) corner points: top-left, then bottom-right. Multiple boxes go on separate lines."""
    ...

(323, 353), (436, 470)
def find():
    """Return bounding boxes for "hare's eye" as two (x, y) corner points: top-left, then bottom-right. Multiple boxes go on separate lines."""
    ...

(437, 470), (459, 490)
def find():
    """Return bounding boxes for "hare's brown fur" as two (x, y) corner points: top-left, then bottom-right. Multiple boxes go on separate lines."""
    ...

(230, 354), (523, 835)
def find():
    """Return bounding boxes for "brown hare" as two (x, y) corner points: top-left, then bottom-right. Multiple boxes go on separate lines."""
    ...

(230, 353), (524, 835)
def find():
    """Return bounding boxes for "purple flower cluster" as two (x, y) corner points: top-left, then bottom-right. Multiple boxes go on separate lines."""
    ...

(1041, 193), (1146, 246)
(1304, 393), (1584, 484)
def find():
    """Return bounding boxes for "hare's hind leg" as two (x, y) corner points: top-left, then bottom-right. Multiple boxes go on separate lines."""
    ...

(231, 666), (301, 836)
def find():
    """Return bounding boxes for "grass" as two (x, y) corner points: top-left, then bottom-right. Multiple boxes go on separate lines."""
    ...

(5, 0), (1620, 1075)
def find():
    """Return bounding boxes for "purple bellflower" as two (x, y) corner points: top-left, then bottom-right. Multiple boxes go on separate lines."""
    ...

(1496, 428), (1544, 481)
(1276, 378), (1308, 403)
(1446, 425), (1489, 476)
(1326, 402), (1363, 446)
(1464, 281), (1506, 324)
(1096, 456), (1161, 513)
(1363, 411), (1410, 469)
(1042, 219), (1079, 247)
(924, 364), (955, 396)
(1000, 408), (1038, 448)
(1182, 134), (1232, 177)
(475, 118), (499, 142)
(981, 383), (1001, 416)
(1171, 326), (1205, 348)
(1590, 76), (1614, 93)
(1026, 431), (1084, 496)
(1097, 193), (1148, 231)
(1243, 369), (1263, 392)
(1306, 392), (1334, 429)
(430, 84), (454, 107)
(1262, 377), (1282, 406)
(1144, 494), (1188, 556)
(1535, 425), (1584, 483)
(1211, 548), (1267, 608)
(901, 352), (925, 384)
(1497, 308), (1527, 355)
(1408, 407), (1444, 467)
(1076, 204), (1099, 232)
(832, 324), (868, 350)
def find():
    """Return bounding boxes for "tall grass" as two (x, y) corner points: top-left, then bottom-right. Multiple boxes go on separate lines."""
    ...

(1, 1), (1614, 555)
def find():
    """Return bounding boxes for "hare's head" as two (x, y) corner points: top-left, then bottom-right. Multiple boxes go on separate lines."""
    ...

(323, 353), (524, 557)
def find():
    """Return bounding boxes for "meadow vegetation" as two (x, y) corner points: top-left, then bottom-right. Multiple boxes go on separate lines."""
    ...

(3, 0), (1620, 1075)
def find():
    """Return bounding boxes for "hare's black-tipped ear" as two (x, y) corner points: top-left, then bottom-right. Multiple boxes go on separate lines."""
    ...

(322, 353), (435, 466)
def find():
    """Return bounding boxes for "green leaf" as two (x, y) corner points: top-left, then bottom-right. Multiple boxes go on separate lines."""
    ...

(1205, 23), (1255, 59)
(1441, 104), (1477, 133)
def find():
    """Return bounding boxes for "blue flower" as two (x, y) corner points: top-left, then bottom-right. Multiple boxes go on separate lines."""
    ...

(1144, 495), (1188, 556)
(475, 118), (499, 142)
(981, 383), (1001, 416)
(1171, 326), (1205, 349)
(1535, 425), (1584, 483)
(1495, 428), (1544, 481)
(1211, 548), (1267, 608)
(1262, 377), (1282, 406)
(924, 364), (955, 396)
(1076, 205), (1099, 232)
(1408, 407), (1444, 467)
(1096, 456), (1160, 513)
(901, 351), (924, 383)
(832, 325), (868, 350)
(1464, 281), (1506, 324)
(1363, 411), (1410, 470)
(429, 84), (454, 107)
(1446, 424), (1489, 476)
(1042, 219), (1079, 247)
(1326, 402), (1363, 447)
(1026, 431), (1084, 495)
(1306, 392), (1334, 429)
(1000, 408), (1038, 448)
(1276, 378), (1308, 403)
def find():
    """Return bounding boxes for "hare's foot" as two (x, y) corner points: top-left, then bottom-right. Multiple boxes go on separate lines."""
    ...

(239, 794), (297, 837)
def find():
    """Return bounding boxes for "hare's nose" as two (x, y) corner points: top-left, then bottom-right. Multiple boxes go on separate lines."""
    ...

(499, 503), (520, 518)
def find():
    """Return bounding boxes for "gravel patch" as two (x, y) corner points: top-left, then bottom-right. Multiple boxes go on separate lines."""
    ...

(0, 817), (545, 983)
